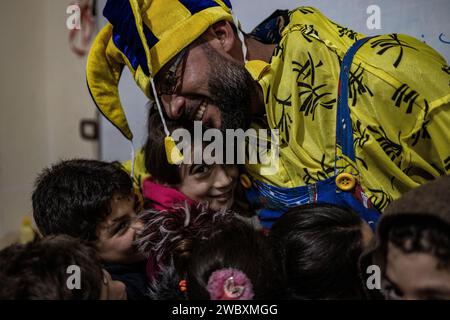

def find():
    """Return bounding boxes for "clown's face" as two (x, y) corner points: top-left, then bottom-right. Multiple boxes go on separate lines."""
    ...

(156, 32), (254, 132)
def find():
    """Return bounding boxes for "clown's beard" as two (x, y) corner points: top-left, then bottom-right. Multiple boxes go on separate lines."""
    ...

(202, 43), (254, 132)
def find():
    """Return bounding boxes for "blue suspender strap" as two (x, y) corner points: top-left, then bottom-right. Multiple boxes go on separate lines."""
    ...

(246, 36), (381, 230)
(336, 37), (375, 163)
(335, 36), (381, 230)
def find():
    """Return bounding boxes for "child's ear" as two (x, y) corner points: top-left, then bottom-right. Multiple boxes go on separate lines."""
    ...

(211, 20), (237, 54)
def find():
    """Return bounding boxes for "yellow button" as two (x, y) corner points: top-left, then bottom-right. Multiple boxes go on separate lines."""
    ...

(336, 173), (356, 191)
(240, 174), (252, 189)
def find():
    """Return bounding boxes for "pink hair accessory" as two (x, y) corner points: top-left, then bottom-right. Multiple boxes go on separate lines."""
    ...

(206, 268), (254, 300)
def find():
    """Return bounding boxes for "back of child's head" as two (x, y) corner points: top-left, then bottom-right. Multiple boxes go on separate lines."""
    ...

(32, 159), (133, 241)
(0, 235), (103, 299)
(270, 204), (368, 299)
(186, 219), (285, 300)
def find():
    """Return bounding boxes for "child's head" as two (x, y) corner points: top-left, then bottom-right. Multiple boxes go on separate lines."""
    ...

(270, 204), (374, 299)
(367, 176), (450, 300)
(137, 204), (283, 300)
(137, 204), (237, 282)
(0, 235), (126, 300)
(186, 219), (285, 300)
(144, 109), (238, 211)
(32, 159), (144, 264)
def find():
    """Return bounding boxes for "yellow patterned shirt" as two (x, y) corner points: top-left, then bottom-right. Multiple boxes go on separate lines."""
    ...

(245, 7), (450, 211)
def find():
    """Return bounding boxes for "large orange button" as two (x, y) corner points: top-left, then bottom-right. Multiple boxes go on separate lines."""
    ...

(336, 173), (356, 191)
(240, 174), (252, 189)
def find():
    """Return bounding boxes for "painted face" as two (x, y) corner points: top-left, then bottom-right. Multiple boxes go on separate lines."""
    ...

(382, 242), (450, 300)
(96, 193), (145, 264)
(99, 269), (127, 300)
(157, 41), (254, 131)
(178, 163), (239, 211)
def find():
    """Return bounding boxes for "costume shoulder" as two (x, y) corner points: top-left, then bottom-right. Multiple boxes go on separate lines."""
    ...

(357, 33), (449, 112)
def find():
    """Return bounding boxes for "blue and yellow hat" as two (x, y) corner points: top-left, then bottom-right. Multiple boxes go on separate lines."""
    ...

(87, 0), (244, 166)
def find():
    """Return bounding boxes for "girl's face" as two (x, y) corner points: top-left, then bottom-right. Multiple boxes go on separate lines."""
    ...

(178, 164), (239, 211)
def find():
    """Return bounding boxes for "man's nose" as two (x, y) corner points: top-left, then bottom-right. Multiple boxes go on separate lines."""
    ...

(167, 96), (186, 119)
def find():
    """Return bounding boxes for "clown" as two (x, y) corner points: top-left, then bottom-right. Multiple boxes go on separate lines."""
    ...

(87, 0), (450, 229)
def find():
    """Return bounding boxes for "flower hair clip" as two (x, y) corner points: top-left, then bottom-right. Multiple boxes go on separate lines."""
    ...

(206, 268), (254, 300)
(179, 279), (187, 293)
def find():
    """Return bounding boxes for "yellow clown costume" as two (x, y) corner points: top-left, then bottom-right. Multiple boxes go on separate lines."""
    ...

(244, 7), (450, 214)
(86, 1), (450, 220)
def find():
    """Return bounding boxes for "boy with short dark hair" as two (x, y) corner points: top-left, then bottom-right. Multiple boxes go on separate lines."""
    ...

(32, 159), (148, 299)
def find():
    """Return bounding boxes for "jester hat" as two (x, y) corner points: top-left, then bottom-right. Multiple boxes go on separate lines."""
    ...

(86, 0), (240, 145)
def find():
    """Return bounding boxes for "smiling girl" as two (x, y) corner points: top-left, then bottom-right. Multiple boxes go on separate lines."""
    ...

(142, 108), (239, 213)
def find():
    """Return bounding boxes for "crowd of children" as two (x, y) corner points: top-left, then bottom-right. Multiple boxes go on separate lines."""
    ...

(0, 107), (448, 300)
(1, 144), (449, 300)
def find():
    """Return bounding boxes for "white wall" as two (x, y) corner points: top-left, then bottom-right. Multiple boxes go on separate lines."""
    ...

(96, 0), (149, 163)
(0, 0), (98, 247)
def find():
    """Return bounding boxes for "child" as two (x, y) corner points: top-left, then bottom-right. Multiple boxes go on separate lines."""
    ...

(0, 235), (126, 300)
(363, 175), (450, 300)
(136, 204), (282, 300)
(32, 159), (148, 299)
(270, 204), (374, 299)
(186, 217), (286, 300)
(143, 109), (240, 213)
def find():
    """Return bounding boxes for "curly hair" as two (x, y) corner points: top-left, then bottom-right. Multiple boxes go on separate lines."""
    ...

(136, 203), (236, 277)
(387, 217), (450, 269)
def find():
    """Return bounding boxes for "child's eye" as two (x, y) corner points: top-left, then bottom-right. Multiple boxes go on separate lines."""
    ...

(191, 164), (212, 175)
(113, 220), (130, 235)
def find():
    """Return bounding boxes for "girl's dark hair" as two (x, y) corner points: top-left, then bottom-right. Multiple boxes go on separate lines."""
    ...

(145, 109), (179, 185)
(187, 220), (286, 300)
(270, 204), (367, 299)
(0, 235), (103, 300)
(32, 159), (133, 241)
(144, 107), (194, 185)
(387, 217), (450, 269)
